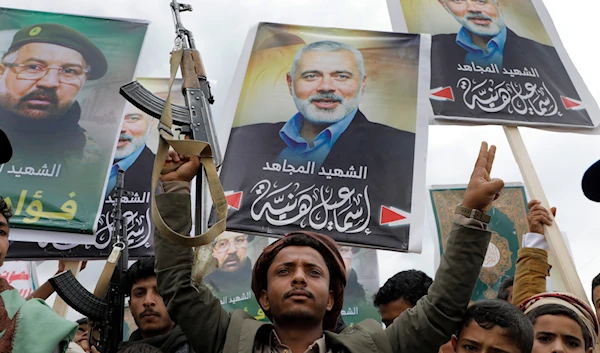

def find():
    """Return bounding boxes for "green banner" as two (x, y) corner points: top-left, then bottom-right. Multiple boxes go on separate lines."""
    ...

(0, 8), (148, 239)
(200, 232), (381, 326)
(429, 185), (528, 301)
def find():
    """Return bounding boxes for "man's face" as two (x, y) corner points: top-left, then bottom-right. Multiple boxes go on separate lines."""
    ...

(504, 285), (514, 303)
(0, 43), (87, 119)
(74, 322), (90, 352)
(259, 246), (334, 326)
(115, 108), (152, 161)
(287, 49), (365, 125)
(212, 232), (248, 272)
(452, 321), (521, 353)
(0, 213), (9, 267)
(440, 0), (505, 37)
(378, 298), (414, 327)
(592, 286), (600, 319)
(532, 315), (591, 353)
(128, 276), (174, 338)
(338, 246), (353, 278)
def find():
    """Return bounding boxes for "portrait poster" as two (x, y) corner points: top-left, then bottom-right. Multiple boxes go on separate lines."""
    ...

(199, 232), (381, 326)
(5, 78), (184, 260)
(429, 184), (528, 301)
(215, 22), (430, 252)
(387, 0), (600, 130)
(0, 8), (148, 243)
(0, 261), (39, 298)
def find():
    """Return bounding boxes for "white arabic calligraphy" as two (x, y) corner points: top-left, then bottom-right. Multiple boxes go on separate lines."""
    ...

(457, 78), (559, 117)
(4, 164), (62, 178)
(250, 180), (371, 234)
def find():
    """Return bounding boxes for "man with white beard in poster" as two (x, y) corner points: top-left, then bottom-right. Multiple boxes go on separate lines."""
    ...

(105, 103), (155, 197)
(430, 0), (589, 126)
(220, 40), (416, 248)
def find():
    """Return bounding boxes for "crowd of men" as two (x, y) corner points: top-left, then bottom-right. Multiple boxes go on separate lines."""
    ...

(0, 11), (600, 353)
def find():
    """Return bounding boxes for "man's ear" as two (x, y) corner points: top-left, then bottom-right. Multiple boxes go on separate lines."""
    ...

(587, 348), (594, 353)
(327, 290), (334, 311)
(361, 75), (367, 96)
(128, 298), (131, 307)
(259, 289), (270, 311)
(451, 334), (458, 351)
(0, 63), (6, 76)
(286, 72), (293, 96)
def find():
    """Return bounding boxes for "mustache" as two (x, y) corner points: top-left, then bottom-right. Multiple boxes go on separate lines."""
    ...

(119, 133), (133, 142)
(308, 93), (344, 104)
(465, 13), (494, 22)
(140, 308), (160, 318)
(284, 288), (314, 299)
(19, 89), (59, 104)
(224, 254), (240, 263)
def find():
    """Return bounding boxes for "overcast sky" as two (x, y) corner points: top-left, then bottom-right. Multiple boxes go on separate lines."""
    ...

(1, 0), (599, 321)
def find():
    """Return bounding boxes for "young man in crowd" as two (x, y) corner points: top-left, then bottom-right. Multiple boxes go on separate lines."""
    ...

(452, 300), (533, 353)
(115, 257), (193, 353)
(373, 269), (433, 327)
(152, 142), (502, 352)
(498, 276), (514, 303)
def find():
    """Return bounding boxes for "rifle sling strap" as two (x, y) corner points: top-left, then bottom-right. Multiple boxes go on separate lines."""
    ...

(151, 49), (228, 247)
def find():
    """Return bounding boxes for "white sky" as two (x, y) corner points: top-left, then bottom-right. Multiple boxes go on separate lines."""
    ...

(0, 0), (599, 321)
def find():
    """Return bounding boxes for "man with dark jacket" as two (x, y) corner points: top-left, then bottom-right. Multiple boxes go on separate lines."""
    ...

(118, 258), (193, 353)
(153, 141), (503, 352)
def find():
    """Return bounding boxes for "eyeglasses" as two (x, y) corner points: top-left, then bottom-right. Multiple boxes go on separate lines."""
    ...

(214, 236), (248, 253)
(3, 62), (90, 84)
(338, 246), (353, 254)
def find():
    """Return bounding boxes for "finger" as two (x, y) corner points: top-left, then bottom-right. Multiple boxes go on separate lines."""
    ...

(533, 214), (553, 226)
(474, 142), (489, 171)
(486, 145), (497, 174)
(488, 178), (505, 194)
(530, 204), (547, 213)
(527, 200), (540, 209)
(551, 207), (556, 217)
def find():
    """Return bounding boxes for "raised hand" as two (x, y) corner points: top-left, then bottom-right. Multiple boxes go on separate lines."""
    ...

(462, 142), (505, 212)
(527, 200), (556, 235)
(160, 149), (200, 183)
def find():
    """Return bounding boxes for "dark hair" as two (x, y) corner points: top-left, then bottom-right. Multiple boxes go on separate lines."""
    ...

(592, 273), (600, 300)
(76, 317), (88, 326)
(117, 343), (162, 353)
(497, 276), (514, 301)
(526, 303), (593, 350)
(126, 257), (156, 296)
(373, 270), (432, 307)
(261, 234), (333, 289)
(0, 196), (12, 223)
(459, 300), (534, 353)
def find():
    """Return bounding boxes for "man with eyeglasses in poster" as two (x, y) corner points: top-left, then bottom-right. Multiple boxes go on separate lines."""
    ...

(204, 231), (254, 294)
(0, 23), (107, 166)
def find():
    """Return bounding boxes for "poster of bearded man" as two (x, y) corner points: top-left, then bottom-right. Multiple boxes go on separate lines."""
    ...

(387, 0), (600, 130)
(213, 23), (430, 252)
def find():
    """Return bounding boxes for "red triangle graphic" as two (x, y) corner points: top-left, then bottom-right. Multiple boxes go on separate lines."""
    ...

(226, 192), (243, 210)
(561, 96), (581, 109)
(431, 87), (454, 101)
(380, 206), (406, 225)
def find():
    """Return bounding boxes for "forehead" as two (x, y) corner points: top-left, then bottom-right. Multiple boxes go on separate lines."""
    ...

(534, 314), (585, 338)
(0, 213), (7, 226)
(131, 276), (157, 290)
(15, 42), (85, 65)
(217, 232), (245, 242)
(271, 245), (327, 268)
(460, 321), (519, 352)
(297, 50), (358, 72)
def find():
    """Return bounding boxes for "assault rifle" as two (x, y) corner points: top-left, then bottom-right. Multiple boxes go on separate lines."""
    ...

(50, 169), (129, 353)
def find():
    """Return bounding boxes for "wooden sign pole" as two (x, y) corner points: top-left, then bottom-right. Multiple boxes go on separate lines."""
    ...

(503, 126), (588, 304)
(52, 261), (82, 317)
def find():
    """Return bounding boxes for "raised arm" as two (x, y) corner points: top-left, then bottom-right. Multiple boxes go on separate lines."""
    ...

(386, 142), (503, 353)
(512, 200), (554, 306)
(154, 151), (230, 353)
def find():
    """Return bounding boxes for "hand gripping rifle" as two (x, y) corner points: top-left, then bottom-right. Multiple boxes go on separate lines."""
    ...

(49, 169), (129, 353)
(120, 0), (228, 247)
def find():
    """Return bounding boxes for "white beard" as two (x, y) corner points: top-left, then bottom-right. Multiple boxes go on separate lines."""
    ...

(446, 4), (506, 37)
(292, 87), (361, 125)
(114, 135), (147, 161)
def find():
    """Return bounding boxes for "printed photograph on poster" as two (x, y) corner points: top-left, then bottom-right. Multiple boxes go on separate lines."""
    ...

(199, 232), (381, 326)
(429, 184), (528, 301)
(0, 8), (148, 241)
(0, 261), (38, 298)
(215, 22), (429, 252)
(391, 0), (599, 129)
(5, 78), (183, 260)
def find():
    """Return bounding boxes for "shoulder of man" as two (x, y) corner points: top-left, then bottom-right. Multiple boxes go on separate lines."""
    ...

(230, 122), (286, 137)
(505, 28), (556, 56)
(325, 319), (393, 353)
(352, 112), (415, 142)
